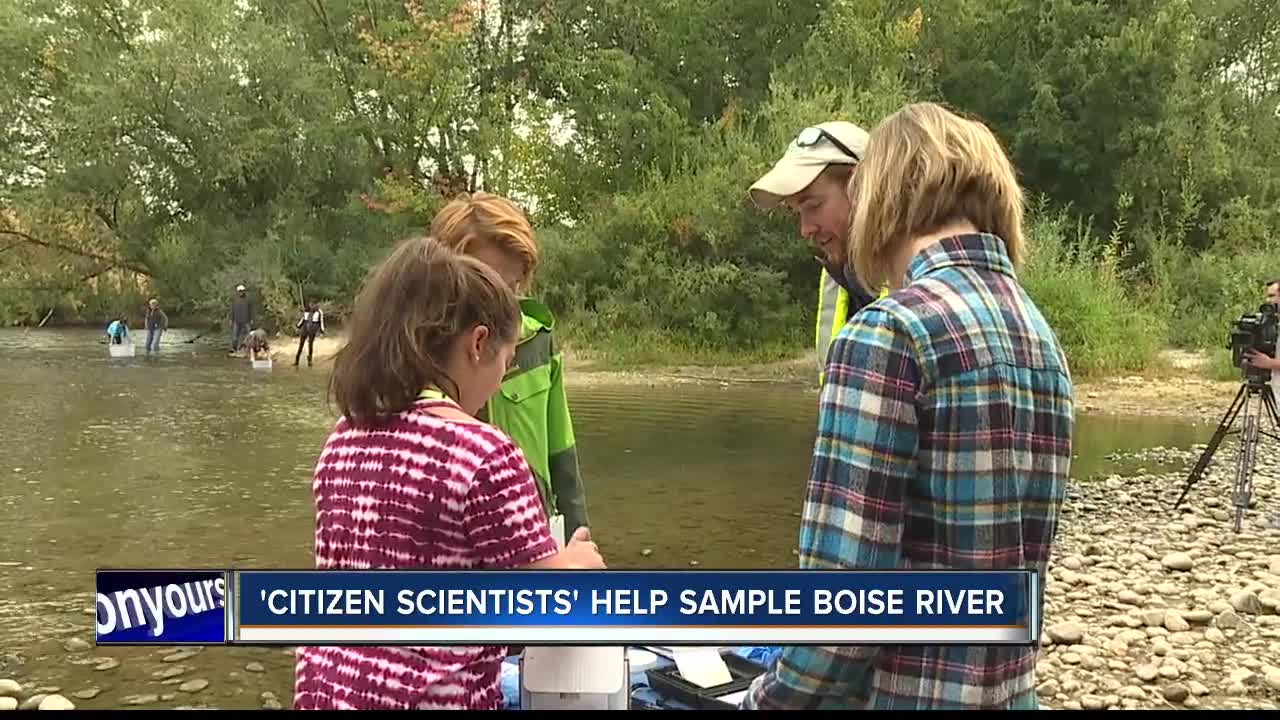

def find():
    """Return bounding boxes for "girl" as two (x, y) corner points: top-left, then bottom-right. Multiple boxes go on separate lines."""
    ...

(430, 192), (589, 546)
(294, 301), (324, 367)
(294, 236), (604, 711)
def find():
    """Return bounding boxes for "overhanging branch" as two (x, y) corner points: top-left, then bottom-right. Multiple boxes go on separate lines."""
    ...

(0, 229), (152, 276)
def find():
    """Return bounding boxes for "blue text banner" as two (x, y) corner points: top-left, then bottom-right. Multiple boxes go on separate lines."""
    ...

(232, 570), (1039, 646)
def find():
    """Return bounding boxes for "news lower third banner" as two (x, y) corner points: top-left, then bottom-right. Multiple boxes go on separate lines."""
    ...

(95, 570), (230, 645)
(96, 569), (1038, 646)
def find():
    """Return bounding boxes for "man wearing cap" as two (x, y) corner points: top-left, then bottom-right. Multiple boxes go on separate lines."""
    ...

(230, 284), (255, 355)
(749, 121), (880, 383)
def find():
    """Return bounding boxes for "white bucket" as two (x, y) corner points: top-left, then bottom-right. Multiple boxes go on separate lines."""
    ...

(251, 357), (273, 371)
(108, 343), (135, 358)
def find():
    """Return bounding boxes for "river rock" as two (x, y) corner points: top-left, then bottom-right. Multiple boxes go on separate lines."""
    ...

(1259, 590), (1280, 613)
(1162, 684), (1190, 703)
(18, 696), (45, 711)
(1164, 611), (1191, 632)
(1269, 556), (1280, 576)
(262, 699), (283, 710)
(1047, 622), (1085, 644)
(1188, 680), (1210, 697)
(162, 650), (198, 663)
(245, 662), (265, 673)
(1161, 553), (1194, 571)
(160, 694), (176, 702)
(0, 681), (18, 699)
(1158, 664), (1182, 679)
(0, 698), (16, 711)
(1230, 591), (1263, 615)
(71, 688), (100, 700)
(1135, 664), (1159, 682)
(1215, 610), (1242, 629)
(1266, 671), (1280, 692)
(1209, 600), (1233, 615)
(178, 679), (208, 693)
(1119, 686), (1147, 700)
(1206, 627), (1227, 644)
(93, 658), (119, 671)
(1037, 679), (1059, 697)
(1081, 694), (1106, 710)
(37, 695), (75, 710)
(152, 666), (187, 679)
(1181, 609), (1214, 625)
(1141, 609), (1166, 627)
(61, 639), (90, 653)
(1117, 590), (1143, 605)
(121, 694), (160, 706)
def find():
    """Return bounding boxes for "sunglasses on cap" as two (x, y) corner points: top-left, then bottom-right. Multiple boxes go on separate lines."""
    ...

(794, 126), (860, 161)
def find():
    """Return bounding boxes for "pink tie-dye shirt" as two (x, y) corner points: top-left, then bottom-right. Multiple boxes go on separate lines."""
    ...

(294, 399), (559, 710)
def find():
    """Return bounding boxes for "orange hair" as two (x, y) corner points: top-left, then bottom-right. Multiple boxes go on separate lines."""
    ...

(430, 192), (538, 286)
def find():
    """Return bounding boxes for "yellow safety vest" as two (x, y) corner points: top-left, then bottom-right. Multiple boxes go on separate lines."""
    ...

(815, 268), (889, 385)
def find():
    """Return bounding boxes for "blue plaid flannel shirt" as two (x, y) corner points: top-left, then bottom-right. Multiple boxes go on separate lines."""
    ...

(744, 233), (1073, 710)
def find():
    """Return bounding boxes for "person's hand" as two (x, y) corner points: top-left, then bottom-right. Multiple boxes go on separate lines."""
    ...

(1243, 349), (1280, 370)
(558, 527), (605, 569)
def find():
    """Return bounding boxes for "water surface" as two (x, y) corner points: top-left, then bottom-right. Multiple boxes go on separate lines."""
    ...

(0, 328), (1210, 708)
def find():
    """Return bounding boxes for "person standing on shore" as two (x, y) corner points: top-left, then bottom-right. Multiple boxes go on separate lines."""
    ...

(743, 103), (1074, 710)
(749, 121), (880, 383)
(143, 299), (168, 354)
(430, 191), (590, 546)
(230, 284), (254, 354)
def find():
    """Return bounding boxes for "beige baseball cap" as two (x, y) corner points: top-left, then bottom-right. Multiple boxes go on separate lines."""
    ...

(749, 121), (870, 210)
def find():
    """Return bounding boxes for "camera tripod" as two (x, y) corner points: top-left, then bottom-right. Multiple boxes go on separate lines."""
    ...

(1174, 376), (1280, 532)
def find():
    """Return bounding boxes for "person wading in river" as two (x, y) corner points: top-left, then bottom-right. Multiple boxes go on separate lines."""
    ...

(294, 301), (324, 367)
(229, 284), (254, 355)
(143, 298), (167, 355)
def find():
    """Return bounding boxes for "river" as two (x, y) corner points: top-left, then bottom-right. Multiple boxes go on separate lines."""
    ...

(0, 328), (1214, 709)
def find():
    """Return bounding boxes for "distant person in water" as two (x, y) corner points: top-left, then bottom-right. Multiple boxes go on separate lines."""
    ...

(294, 302), (325, 367)
(230, 284), (255, 353)
(143, 299), (167, 354)
(241, 328), (271, 361)
(105, 316), (130, 345)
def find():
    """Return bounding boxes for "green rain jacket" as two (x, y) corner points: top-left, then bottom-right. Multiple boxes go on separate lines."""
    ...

(479, 298), (589, 537)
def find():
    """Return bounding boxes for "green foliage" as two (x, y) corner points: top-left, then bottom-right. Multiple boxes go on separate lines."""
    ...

(1020, 199), (1167, 378)
(1, 0), (1278, 378)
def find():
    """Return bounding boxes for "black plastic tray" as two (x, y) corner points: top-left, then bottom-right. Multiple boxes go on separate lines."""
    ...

(644, 652), (766, 710)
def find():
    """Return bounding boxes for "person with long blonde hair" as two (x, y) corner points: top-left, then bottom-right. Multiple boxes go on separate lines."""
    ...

(430, 192), (589, 546)
(745, 102), (1073, 710)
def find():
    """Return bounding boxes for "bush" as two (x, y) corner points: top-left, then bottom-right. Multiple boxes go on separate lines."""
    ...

(1020, 199), (1166, 378)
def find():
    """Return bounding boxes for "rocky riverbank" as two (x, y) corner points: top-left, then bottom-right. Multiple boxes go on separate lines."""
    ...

(1039, 439), (1280, 710)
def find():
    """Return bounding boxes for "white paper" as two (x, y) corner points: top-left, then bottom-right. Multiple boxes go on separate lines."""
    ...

(715, 689), (749, 706)
(672, 647), (732, 689)
(550, 514), (566, 549)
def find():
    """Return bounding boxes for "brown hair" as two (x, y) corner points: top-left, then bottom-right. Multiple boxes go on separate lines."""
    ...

(430, 192), (539, 289)
(329, 236), (520, 427)
(848, 102), (1025, 291)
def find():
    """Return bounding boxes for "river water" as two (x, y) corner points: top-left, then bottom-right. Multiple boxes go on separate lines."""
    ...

(0, 328), (1214, 709)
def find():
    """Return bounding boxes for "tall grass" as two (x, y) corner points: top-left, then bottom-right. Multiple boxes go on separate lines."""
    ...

(1019, 200), (1167, 379)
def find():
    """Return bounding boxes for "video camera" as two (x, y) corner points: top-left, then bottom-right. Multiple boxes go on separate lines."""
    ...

(1229, 302), (1280, 383)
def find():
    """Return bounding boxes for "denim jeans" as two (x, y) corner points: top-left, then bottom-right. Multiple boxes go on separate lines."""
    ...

(145, 328), (163, 354)
(231, 322), (251, 351)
